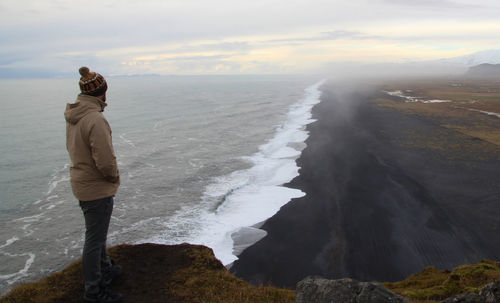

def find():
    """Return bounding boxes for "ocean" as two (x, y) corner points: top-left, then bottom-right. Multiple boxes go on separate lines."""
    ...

(0, 75), (322, 295)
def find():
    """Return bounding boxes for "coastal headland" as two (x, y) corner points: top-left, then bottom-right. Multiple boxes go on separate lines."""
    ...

(2, 78), (500, 303)
(231, 78), (500, 288)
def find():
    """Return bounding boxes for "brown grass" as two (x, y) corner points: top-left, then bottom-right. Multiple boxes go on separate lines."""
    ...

(0, 244), (295, 303)
(0, 259), (83, 303)
(384, 260), (500, 302)
(164, 245), (295, 303)
(373, 79), (500, 155)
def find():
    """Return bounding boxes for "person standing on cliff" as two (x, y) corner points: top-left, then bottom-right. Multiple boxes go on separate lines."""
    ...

(64, 67), (123, 303)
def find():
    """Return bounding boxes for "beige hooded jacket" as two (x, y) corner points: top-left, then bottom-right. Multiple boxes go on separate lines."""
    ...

(64, 94), (120, 201)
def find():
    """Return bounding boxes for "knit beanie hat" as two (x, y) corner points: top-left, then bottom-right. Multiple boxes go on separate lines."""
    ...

(78, 67), (108, 96)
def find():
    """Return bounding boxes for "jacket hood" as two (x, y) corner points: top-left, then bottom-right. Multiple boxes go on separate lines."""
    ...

(64, 94), (107, 124)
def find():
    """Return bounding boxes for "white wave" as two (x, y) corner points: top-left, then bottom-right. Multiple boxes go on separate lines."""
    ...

(0, 253), (35, 284)
(145, 80), (325, 265)
(153, 121), (162, 131)
(12, 213), (44, 223)
(191, 185), (305, 264)
(46, 165), (70, 195)
(0, 237), (19, 249)
(119, 133), (137, 148)
(110, 216), (163, 239)
(21, 224), (34, 237)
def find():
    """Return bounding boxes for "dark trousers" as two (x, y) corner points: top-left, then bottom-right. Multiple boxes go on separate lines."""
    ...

(80, 196), (114, 294)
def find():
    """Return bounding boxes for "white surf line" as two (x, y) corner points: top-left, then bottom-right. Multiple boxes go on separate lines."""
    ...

(119, 133), (137, 148)
(384, 90), (451, 103)
(46, 176), (70, 196)
(46, 164), (70, 195)
(140, 79), (326, 266)
(153, 121), (162, 131)
(190, 79), (326, 265)
(12, 213), (44, 223)
(0, 237), (19, 249)
(0, 252), (36, 284)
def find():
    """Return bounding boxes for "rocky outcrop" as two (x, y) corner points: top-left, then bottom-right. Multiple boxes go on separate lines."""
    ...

(296, 276), (410, 303)
(441, 280), (500, 303)
(441, 293), (482, 303)
(296, 277), (500, 303)
(481, 280), (500, 303)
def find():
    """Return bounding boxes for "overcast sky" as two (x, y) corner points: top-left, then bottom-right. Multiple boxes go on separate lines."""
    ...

(1, 0), (500, 76)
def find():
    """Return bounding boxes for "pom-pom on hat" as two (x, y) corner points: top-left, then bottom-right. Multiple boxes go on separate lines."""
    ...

(78, 67), (108, 96)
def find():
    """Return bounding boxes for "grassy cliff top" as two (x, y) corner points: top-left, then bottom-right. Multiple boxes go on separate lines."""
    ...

(0, 243), (294, 303)
(385, 259), (500, 302)
(1, 243), (498, 303)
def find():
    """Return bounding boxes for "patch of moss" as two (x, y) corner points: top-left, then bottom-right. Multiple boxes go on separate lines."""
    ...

(165, 245), (295, 303)
(384, 259), (500, 302)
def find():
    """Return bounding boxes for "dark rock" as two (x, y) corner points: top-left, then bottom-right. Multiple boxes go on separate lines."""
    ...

(296, 276), (410, 303)
(479, 280), (500, 303)
(441, 280), (500, 303)
(441, 293), (482, 303)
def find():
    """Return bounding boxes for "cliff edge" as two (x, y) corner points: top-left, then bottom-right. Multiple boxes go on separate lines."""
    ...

(1, 243), (499, 303)
(0, 243), (294, 303)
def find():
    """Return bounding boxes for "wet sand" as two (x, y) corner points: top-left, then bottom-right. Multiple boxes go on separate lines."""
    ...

(230, 81), (500, 288)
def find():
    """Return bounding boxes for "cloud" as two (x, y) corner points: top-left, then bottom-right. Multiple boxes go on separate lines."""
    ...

(266, 30), (383, 44)
(119, 54), (245, 75)
(132, 42), (254, 57)
(378, 0), (495, 10)
(262, 21), (500, 46)
(320, 30), (381, 40)
(1, 0), (500, 75)
(382, 0), (463, 6)
(153, 54), (234, 62)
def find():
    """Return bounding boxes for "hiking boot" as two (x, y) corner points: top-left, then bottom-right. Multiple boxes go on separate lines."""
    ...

(102, 264), (123, 286)
(83, 287), (123, 303)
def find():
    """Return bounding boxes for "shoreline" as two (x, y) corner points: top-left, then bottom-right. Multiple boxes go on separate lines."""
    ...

(220, 80), (324, 266)
(230, 81), (500, 288)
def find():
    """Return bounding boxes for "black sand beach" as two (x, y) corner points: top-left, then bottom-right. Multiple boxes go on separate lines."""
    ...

(230, 81), (500, 288)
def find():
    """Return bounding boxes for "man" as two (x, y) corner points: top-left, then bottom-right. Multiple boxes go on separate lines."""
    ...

(64, 67), (123, 303)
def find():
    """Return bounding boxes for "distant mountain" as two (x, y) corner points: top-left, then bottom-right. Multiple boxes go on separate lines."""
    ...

(437, 49), (500, 66)
(322, 49), (500, 78)
(465, 63), (500, 78)
(111, 73), (162, 77)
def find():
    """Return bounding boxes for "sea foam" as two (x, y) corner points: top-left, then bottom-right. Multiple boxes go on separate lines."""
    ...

(146, 80), (325, 265)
